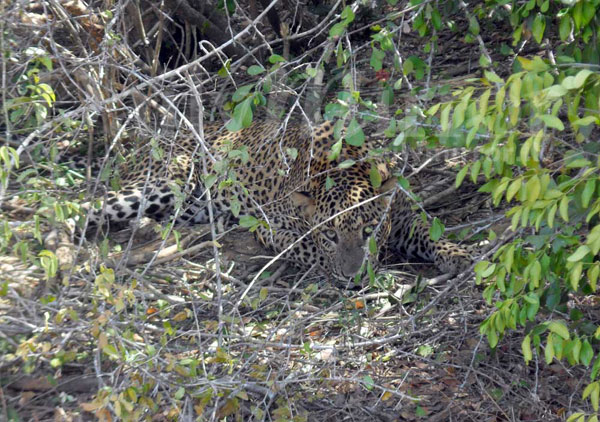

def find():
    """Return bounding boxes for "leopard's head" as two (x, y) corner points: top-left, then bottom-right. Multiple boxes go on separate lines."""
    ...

(292, 172), (397, 280)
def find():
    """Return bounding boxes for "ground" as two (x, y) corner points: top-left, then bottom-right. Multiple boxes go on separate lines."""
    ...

(0, 163), (585, 421)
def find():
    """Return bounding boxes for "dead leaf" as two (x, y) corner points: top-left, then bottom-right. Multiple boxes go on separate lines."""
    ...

(98, 332), (108, 349)
(172, 311), (188, 322)
(19, 391), (35, 406)
(381, 391), (393, 401)
(216, 398), (239, 419)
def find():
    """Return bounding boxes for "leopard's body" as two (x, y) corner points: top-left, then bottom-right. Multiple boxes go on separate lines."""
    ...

(83, 120), (471, 279)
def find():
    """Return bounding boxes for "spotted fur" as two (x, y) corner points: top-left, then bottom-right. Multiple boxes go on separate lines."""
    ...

(81, 120), (471, 279)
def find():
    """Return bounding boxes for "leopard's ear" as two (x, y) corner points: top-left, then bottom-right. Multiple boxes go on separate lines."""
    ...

(291, 191), (316, 220)
(377, 177), (397, 206)
(378, 177), (397, 194)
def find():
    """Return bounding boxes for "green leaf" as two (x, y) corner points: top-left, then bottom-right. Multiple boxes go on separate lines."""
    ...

(573, 0), (583, 28)
(369, 235), (377, 255)
(338, 159), (355, 169)
(572, 116), (597, 127)
(547, 203), (557, 228)
(474, 260), (490, 276)
(452, 100), (466, 128)
(565, 158), (591, 168)
(546, 84), (568, 99)
(479, 53), (491, 69)
(227, 97), (254, 131)
(567, 245), (590, 262)
(440, 104), (451, 132)
(588, 226), (600, 255)
(539, 115), (565, 131)
(362, 375), (374, 390)
(370, 47), (385, 71)
(525, 175), (542, 202)
(325, 176), (335, 191)
(504, 244), (515, 273)
(581, 340), (593, 366)
(566, 413), (585, 422)
(229, 198), (241, 217)
(0, 146), (18, 168)
(340, 5), (355, 23)
(544, 189), (563, 200)
(218, 59), (231, 77)
(509, 77), (521, 106)
(39, 55), (53, 71)
(328, 139), (342, 161)
(493, 178), (510, 205)
(570, 338), (582, 364)
(429, 217), (444, 241)
(479, 88), (491, 116)
(548, 321), (570, 340)
(495, 86), (506, 110)
(329, 22), (346, 38)
(39, 250), (58, 279)
(484, 70), (504, 84)
(522, 335), (532, 364)
(582, 1), (596, 26)
(345, 118), (365, 146)
(530, 260), (541, 287)
(559, 16), (572, 41)
(573, 69), (593, 89)
(286, 147), (298, 160)
(268, 54), (286, 64)
(525, 176), (541, 203)
(517, 57), (532, 70)
(431, 9), (442, 30)
(247, 65), (265, 75)
(34, 103), (47, 123)
(259, 287), (268, 301)
(455, 165), (469, 188)
(582, 179), (596, 208)
(174, 387), (185, 400)
(37, 83), (55, 100)
(239, 215), (259, 228)
(103, 344), (119, 359)
(381, 86), (393, 106)
(583, 381), (600, 412)
(369, 165), (382, 188)
(545, 334), (555, 364)
(468, 16), (480, 36)
(232, 84), (254, 102)
(532, 13), (545, 44)
(306, 66), (318, 78)
(588, 264), (599, 291)
(506, 178), (522, 202)
(393, 132), (404, 146)
(415, 406), (427, 418)
(487, 327), (498, 348)
(571, 261), (583, 290)
(520, 137), (532, 164)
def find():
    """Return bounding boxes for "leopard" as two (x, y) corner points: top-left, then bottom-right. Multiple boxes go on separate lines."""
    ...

(79, 119), (472, 280)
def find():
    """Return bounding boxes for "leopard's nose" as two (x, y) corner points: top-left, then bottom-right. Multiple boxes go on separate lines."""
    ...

(340, 248), (365, 278)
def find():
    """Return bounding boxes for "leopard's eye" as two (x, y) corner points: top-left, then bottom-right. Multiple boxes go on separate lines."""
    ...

(323, 229), (338, 243)
(363, 225), (376, 238)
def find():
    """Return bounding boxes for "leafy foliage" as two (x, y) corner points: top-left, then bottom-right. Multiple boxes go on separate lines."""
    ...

(299, 0), (600, 417)
(407, 1), (600, 418)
